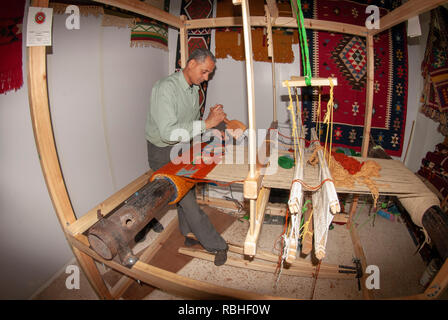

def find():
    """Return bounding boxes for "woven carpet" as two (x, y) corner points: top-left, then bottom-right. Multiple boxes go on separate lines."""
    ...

(130, 0), (170, 50)
(302, 0), (407, 157)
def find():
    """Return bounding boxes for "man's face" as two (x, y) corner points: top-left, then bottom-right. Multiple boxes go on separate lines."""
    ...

(186, 56), (215, 86)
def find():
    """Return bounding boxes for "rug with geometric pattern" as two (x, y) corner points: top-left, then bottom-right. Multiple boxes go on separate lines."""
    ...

(301, 0), (408, 157)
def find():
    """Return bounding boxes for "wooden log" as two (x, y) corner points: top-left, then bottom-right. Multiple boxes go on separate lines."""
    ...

(67, 171), (153, 236)
(87, 179), (175, 266)
(110, 217), (179, 299)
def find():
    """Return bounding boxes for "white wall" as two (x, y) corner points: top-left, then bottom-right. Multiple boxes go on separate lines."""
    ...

(402, 11), (444, 171)
(47, 14), (167, 216)
(0, 6), (168, 299)
(0, 2), (74, 300)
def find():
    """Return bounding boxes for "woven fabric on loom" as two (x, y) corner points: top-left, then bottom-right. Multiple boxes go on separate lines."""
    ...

(215, 0), (299, 63)
(131, 0), (170, 50)
(175, 0), (214, 119)
(302, 0), (407, 157)
(151, 139), (225, 203)
(420, 6), (448, 136)
(0, 0), (26, 94)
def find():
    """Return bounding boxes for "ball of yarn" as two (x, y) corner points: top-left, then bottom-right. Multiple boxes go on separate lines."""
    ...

(278, 155), (295, 169)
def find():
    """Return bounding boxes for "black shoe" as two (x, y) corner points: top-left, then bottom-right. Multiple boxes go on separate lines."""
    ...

(151, 219), (164, 233)
(184, 237), (200, 247)
(134, 219), (163, 243)
(214, 249), (228, 266)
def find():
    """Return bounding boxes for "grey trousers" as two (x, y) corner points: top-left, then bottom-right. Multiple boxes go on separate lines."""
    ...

(147, 141), (227, 252)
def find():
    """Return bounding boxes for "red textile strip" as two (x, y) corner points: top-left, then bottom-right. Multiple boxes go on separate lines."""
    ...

(0, 0), (26, 94)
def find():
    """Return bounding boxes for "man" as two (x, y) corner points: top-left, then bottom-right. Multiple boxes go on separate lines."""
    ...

(145, 48), (229, 266)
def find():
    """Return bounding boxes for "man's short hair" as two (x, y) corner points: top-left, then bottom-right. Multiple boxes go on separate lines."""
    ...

(187, 48), (216, 65)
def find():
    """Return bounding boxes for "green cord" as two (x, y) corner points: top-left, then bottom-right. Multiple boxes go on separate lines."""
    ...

(290, 0), (312, 86)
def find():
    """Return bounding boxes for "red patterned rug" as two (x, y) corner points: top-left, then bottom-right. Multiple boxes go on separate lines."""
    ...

(301, 0), (407, 157)
(0, 0), (26, 94)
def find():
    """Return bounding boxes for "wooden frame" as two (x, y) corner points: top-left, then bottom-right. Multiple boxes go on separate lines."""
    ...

(28, 0), (448, 300)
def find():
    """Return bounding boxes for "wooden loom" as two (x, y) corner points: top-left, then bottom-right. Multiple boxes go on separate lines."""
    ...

(28, 0), (448, 300)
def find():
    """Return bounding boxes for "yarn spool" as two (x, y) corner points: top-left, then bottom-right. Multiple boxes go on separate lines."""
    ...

(150, 173), (195, 204)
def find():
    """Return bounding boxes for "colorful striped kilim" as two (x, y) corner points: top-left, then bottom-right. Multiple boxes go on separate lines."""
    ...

(150, 138), (225, 203)
(131, 19), (168, 50)
(130, 0), (170, 50)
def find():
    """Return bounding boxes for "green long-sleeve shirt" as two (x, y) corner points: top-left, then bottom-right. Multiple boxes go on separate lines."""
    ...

(146, 71), (206, 147)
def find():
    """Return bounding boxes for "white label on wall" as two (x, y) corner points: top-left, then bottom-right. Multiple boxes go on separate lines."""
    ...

(26, 7), (53, 47)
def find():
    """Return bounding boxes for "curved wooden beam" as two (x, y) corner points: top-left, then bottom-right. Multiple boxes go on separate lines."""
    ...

(27, 0), (112, 299)
(185, 17), (368, 37)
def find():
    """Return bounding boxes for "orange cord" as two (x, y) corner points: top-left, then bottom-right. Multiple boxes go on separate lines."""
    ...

(290, 178), (335, 191)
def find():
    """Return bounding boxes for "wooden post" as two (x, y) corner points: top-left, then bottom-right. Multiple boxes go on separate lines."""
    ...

(237, 0), (258, 240)
(179, 15), (188, 69)
(361, 35), (374, 157)
(239, 0), (257, 179)
(244, 187), (271, 256)
(27, 0), (112, 299)
(265, 4), (277, 122)
(266, 0), (279, 19)
(347, 195), (359, 229)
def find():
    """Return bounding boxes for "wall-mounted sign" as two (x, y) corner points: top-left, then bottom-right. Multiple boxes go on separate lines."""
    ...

(26, 7), (53, 47)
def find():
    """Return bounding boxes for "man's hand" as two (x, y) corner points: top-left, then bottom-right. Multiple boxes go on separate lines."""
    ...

(204, 104), (226, 129)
